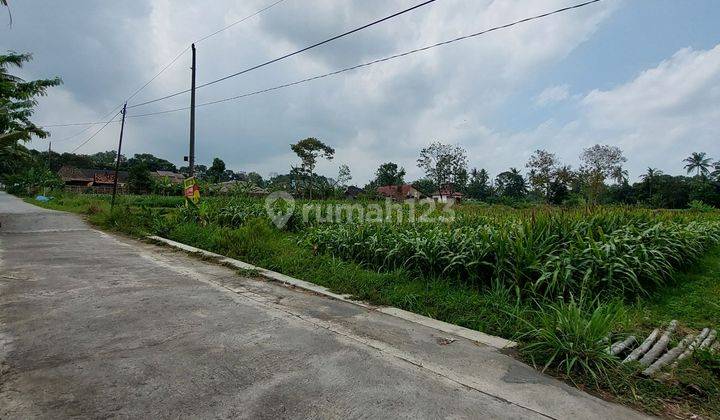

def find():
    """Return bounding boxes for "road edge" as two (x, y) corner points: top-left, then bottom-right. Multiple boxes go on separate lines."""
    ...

(146, 235), (517, 350)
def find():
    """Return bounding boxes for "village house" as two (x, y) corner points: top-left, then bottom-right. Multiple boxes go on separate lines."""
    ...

(431, 186), (464, 203)
(376, 184), (421, 201)
(57, 166), (129, 194)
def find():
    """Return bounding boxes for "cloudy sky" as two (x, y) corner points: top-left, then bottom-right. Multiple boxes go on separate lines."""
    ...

(3, 0), (720, 184)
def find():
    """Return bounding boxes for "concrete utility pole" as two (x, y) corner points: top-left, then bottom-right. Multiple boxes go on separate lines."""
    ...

(111, 102), (128, 210)
(189, 43), (197, 177)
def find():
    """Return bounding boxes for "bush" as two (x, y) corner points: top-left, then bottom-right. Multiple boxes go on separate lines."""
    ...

(518, 298), (626, 385)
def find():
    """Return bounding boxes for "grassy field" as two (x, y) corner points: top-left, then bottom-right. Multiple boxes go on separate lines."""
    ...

(29, 193), (720, 417)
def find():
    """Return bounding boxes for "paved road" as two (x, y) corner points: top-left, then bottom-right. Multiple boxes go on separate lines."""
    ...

(0, 192), (647, 419)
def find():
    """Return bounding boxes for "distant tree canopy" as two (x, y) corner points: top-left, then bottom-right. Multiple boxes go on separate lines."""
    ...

(206, 157), (226, 183)
(375, 162), (406, 186)
(417, 141), (468, 192)
(127, 153), (177, 172)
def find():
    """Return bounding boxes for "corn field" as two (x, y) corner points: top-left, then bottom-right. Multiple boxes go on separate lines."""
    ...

(302, 206), (720, 299)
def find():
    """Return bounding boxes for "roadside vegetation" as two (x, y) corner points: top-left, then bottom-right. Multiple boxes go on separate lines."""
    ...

(26, 193), (720, 418)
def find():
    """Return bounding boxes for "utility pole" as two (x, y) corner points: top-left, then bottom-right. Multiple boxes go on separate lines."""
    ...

(47, 141), (51, 170)
(111, 102), (128, 210)
(189, 43), (197, 177)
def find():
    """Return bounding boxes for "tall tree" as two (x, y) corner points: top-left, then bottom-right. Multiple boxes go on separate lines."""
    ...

(1, 52), (61, 148)
(333, 164), (352, 188)
(417, 141), (468, 192)
(466, 168), (492, 201)
(579, 144), (626, 205)
(525, 149), (558, 200)
(374, 162), (405, 186)
(206, 157), (226, 183)
(639, 167), (663, 196)
(495, 168), (527, 199)
(683, 152), (712, 177)
(290, 137), (334, 199)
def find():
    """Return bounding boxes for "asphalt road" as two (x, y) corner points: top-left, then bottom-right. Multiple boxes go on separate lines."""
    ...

(0, 192), (648, 419)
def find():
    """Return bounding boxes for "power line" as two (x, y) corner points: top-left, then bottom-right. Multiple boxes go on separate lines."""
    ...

(124, 0), (289, 104)
(127, 0), (439, 109)
(194, 0), (288, 44)
(69, 110), (123, 153)
(49, 0), (288, 150)
(122, 0), (602, 120)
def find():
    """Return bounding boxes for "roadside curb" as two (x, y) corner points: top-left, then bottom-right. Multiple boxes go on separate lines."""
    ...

(147, 235), (517, 350)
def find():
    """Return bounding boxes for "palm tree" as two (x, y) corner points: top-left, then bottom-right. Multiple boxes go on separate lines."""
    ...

(683, 152), (712, 177)
(639, 167), (663, 195)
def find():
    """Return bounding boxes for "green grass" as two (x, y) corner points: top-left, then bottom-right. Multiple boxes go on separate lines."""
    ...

(628, 247), (720, 330)
(25, 192), (720, 417)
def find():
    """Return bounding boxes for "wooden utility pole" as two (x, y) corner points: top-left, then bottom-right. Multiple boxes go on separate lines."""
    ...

(189, 43), (197, 177)
(111, 102), (128, 210)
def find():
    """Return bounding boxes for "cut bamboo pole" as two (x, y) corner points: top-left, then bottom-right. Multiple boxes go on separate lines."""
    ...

(643, 334), (694, 376)
(608, 336), (637, 356)
(699, 329), (717, 350)
(676, 328), (710, 363)
(639, 320), (678, 367)
(624, 328), (660, 363)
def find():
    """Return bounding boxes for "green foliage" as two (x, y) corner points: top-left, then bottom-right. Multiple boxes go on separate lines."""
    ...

(4, 166), (62, 195)
(0, 52), (62, 145)
(518, 299), (626, 384)
(375, 162), (406, 186)
(688, 200), (716, 212)
(128, 161), (153, 194)
(206, 157), (226, 183)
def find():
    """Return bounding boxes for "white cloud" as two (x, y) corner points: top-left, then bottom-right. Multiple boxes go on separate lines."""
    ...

(484, 43), (720, 181)
(7, 0), (617, 183)
(534, 84), (571, 106)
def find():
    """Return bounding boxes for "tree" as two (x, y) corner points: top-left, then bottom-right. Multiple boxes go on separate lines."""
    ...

(247, 172), (265, 187)
(206, 157), (226, 183)
(579, 144), (627, 204)
(290, 137), (334, 199)
(465, 168), (492, 201)
(417, 142), (468, 192)
(127, 153), (176, 172)
(375, 162), (405, 186)
(683, 152), (712, 177)
(128, 161), (152, 194)
(412, 178), (436, 197)
(639, 167), (663, 196)
(333, 164), (352, 188)
(1, 52), (61, 148)
(526, 149), (558, 200)
(495, 168), (527, 199)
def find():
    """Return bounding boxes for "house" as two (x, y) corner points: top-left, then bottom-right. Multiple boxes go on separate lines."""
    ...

(376, 184), (421, 201)
(151, 170), (185, 184)
(58, 166), (128, 193)
(344, 185), (364, 200)
(431, 186), (464, 203)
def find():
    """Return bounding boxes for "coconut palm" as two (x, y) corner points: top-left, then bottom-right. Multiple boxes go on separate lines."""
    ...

(639, 167), (663, 195)
(683, 152), (712, 177)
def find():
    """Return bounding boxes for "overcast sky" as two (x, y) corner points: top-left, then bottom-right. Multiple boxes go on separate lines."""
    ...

(3, 0), (720, 184)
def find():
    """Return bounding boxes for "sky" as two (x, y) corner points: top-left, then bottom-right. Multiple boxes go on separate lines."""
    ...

(3, 0), (720, 184)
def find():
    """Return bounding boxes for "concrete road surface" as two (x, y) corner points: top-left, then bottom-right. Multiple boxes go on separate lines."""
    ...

(0, 192), (647, 419)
